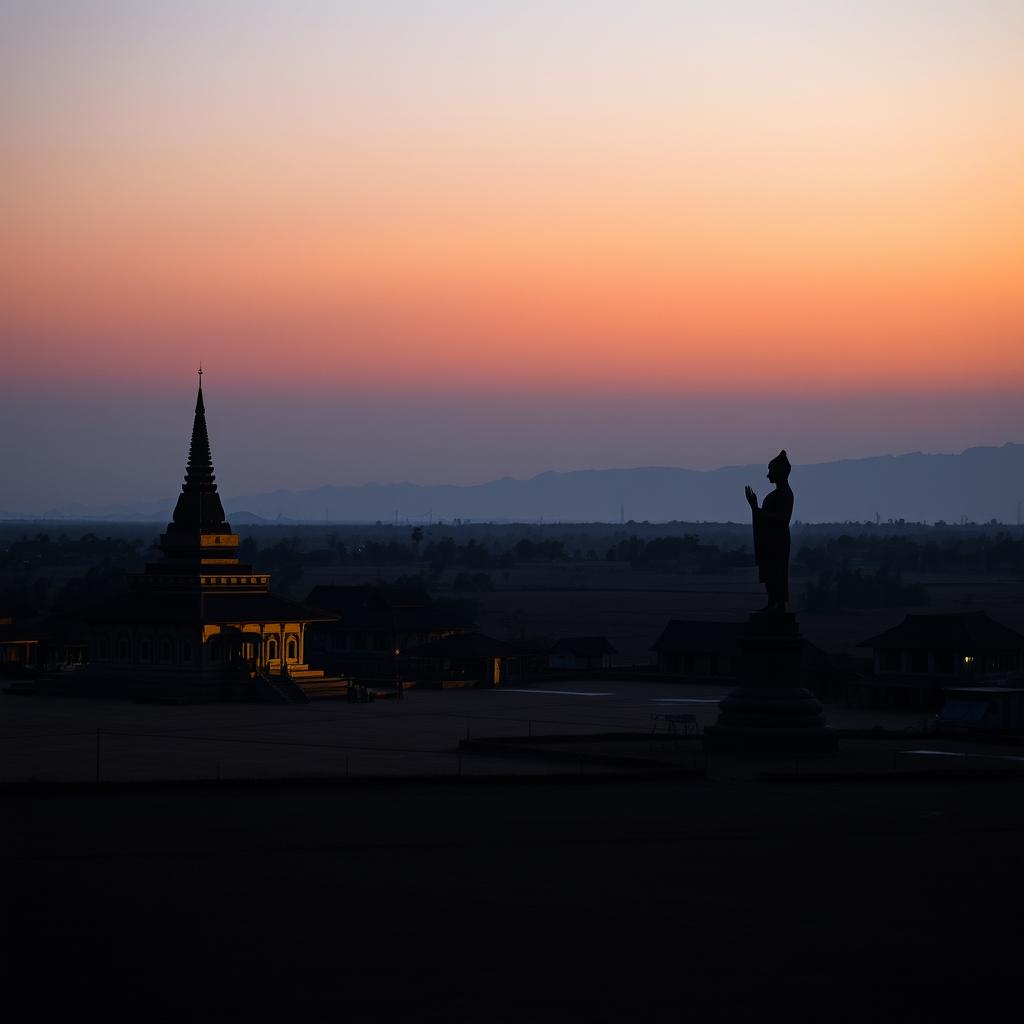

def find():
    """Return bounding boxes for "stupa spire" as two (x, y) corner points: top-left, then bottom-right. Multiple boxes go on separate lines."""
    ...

(169, 370), (229, 532)
(183, 372), (216, 492)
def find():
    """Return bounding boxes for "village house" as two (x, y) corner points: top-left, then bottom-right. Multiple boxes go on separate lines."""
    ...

(547, 636), (617, 672)
(651, 618), (840, 698)
(854, 611), (1024, 709)
(0, 616), (37, 672)
(304, 584), (472, 684)
(407, 631), (530, 688)
(651, 621), (743, 679)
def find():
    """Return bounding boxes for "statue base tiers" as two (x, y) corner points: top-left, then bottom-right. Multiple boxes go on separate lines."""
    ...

(702, 723), (837, 756)
(704, 611), (838, 756)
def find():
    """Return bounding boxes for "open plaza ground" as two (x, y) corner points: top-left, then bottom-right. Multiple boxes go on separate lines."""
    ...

(0, 679), (991, 785)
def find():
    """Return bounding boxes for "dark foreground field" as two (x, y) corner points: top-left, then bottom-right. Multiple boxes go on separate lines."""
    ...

(7, 774), (1022, 1021)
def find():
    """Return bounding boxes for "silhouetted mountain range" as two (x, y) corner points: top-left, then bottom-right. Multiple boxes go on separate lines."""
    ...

(6, 444), (1023, 525)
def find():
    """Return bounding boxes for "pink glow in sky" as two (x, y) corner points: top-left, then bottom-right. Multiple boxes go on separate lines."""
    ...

(1, 2), (1022, 509)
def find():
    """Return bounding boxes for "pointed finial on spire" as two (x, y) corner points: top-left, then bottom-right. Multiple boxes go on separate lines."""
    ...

(194, 364), (205, 415)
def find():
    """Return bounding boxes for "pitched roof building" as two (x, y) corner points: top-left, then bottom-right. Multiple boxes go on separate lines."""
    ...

(548, 635), (617, 671)
(853, 611), (1024, 709)
(650, 619), (840, 697)
(651, 621), (744, 678)
(83, 376), (337, 701)
(0, 616), (38, 671)
(859, 612), (1024, 677)
(407, 632), (530, 688)
(303, 584), (473, 683)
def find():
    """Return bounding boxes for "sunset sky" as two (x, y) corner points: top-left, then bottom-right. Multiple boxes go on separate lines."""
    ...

(2, 2), (1022, 511)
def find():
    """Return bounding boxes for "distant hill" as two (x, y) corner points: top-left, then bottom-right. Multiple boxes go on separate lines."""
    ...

(225, 510), (275, 526)
(6, 444), (1023, 525)
(223, 444), (1024, 525)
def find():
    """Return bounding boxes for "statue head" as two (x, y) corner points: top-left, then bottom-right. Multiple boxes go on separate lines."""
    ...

(767, 450), (791, 484)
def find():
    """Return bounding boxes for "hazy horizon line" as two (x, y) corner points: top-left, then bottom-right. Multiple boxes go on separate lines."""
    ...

(4, 439), (1020, 519)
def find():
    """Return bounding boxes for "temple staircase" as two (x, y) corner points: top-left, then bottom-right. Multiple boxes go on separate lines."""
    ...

(281, 664), (350, 700)
(249, 668), (310, 704)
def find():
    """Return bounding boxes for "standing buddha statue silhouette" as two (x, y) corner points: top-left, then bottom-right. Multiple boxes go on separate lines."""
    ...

(744, 450), (793, 612)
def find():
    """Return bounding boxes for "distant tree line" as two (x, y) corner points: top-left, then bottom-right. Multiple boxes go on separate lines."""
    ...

(240, 534), (570, 573)
(4, 525), (1022, 619)
(0, 532), (151, 570)
(604, 534), (750, 572)
(244, 532), (760, 573)
(795, 532), (1024, 574)
(0, 533), (149, 618)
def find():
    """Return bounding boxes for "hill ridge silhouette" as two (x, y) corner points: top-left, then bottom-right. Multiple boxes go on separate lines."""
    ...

(7, 443), (1021, 524)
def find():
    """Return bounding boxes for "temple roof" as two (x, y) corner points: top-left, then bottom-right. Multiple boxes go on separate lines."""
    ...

(859, 612), (1024, 652)
(550, 635), (617, 656)
(167, 380), (230, 536)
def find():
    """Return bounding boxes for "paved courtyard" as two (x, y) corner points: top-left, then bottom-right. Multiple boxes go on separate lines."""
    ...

(1, 680), (1009, 784)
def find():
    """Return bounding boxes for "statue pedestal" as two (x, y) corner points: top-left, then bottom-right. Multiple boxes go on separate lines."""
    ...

(704, 612), (837, 755)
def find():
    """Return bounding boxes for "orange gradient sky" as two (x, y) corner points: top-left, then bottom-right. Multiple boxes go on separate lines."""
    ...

(1, 2), (1023, 507)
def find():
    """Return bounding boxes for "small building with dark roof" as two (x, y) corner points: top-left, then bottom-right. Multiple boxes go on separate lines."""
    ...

(854, 612), (1024, 709)
(548, 636), (617, 671)
(651, 618), (841, 697)
(0, 616), (38, 672)
(304, 584), (472, 682)
(407, 632), (530, 688)
(651, 621), (743, 679)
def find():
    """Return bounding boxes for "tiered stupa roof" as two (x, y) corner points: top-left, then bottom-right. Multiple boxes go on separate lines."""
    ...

(166, 382), (231, 537)
(92, 372), (336, 638)
(135, 374), (257, 587)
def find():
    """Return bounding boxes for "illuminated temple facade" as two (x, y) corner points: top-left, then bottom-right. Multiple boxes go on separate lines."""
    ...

(86, 381), (337, 700)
